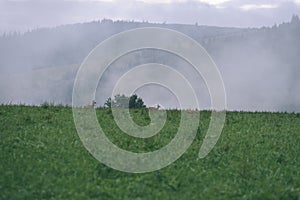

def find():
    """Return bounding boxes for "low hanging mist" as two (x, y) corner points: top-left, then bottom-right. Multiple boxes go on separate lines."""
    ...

(0, 16), (300, 112)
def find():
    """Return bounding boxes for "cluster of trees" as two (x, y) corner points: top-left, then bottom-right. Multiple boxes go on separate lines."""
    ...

(104, 94), (146, 109)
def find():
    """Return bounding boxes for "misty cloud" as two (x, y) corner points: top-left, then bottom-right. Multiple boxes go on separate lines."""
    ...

(1, 17), (300, 112)
(0, 1), (300, 113)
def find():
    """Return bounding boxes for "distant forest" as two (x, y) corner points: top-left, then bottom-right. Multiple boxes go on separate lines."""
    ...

(0, 15), (299, 111)
(0, 15), (299, 73)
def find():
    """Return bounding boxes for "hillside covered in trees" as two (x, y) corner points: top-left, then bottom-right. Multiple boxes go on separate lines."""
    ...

(0, 16), (299, 112)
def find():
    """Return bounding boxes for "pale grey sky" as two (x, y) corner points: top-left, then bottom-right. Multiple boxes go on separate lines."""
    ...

(0, 0), (300, 33)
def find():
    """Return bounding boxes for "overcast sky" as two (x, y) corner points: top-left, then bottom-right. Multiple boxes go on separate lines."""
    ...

(0, 0), (300, 33)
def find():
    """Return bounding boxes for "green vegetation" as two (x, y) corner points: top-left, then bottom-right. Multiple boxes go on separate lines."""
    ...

(104, 94), (146, 109)
(0, 105), (300, 199)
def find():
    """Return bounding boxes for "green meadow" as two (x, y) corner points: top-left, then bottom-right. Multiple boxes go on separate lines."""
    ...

(0, 105), (299, 199)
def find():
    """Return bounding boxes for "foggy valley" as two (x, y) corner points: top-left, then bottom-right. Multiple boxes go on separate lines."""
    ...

(0, 16), (300, 112)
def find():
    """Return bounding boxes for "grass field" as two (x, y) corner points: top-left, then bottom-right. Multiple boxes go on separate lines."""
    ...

(0, 105), (300, 199)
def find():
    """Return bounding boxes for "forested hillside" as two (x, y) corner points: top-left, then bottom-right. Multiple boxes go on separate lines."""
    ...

(0, 16), (299, 111)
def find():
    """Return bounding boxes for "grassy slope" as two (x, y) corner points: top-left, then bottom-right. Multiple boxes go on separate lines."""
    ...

(0, 105), (300, 199)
